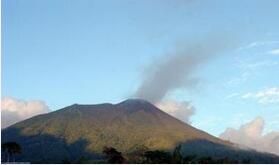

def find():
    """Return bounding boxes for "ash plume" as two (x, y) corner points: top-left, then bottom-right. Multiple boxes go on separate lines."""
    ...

(135, 36), (234, 103)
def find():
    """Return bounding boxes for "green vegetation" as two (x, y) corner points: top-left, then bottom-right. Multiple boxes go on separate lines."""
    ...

(104, 144), (242, 164)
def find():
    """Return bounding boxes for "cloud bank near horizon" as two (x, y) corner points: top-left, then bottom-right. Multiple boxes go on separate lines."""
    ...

(1, 97), (50, 128)
(220, 117), (279, 155)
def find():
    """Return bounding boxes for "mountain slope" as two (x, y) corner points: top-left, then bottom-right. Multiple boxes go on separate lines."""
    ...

(2, 99), (279, 163)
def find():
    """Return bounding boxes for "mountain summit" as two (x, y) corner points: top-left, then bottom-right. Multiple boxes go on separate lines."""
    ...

(2, 99), (279, 163)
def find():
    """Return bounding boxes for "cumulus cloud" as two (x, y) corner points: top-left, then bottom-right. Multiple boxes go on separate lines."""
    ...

(134, 36), (234, 104)
(241, 87), (279, 104)
(220, 117), (279, 155)
(1, 97), (50, 128)
(156, 100), (195, 124)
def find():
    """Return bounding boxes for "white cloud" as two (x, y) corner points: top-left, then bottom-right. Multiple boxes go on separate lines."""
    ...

(241, 87), (279, 104)
(238, 41), (279, 50)
(1, 97), (50, 128)
(268, 49), (279, 55)
(220, 117), (279, 155)
(244, 61), (279, 69)
(156, 99), (195, 124)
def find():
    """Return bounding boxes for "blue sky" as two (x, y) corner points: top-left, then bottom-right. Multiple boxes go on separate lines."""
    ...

(2, 0), (279, 136)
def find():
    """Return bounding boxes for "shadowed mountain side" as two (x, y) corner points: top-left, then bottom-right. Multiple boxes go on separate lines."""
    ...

(179, 139), (279, 164)
(2, 99), (279, 163)
(1, 127), (102, 163)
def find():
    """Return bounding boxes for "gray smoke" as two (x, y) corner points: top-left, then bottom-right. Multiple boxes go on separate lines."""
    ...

(135, 36), (233, 103)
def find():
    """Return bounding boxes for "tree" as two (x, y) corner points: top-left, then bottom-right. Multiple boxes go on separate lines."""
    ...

(172, 144), (183, 163)
(103, 147), (125, 163)
(2, 142), (22, 163)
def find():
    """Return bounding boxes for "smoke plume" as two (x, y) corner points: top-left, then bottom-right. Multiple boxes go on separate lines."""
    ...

(135, 36), (233, 103)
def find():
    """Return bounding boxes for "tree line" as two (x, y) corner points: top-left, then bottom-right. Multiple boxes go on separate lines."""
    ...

(2, 141), (250, 164)
(102, 145), (248, 164)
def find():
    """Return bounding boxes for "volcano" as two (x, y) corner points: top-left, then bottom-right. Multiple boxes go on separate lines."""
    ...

(2, 99), (279, 163)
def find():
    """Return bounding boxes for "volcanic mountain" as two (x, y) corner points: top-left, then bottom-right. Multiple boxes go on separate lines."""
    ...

(2, 99), (279, 163)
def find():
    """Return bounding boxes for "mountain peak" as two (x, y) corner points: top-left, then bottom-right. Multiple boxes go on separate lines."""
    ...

(116, 99), (158, 112)
(117, 98), (152, 105)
